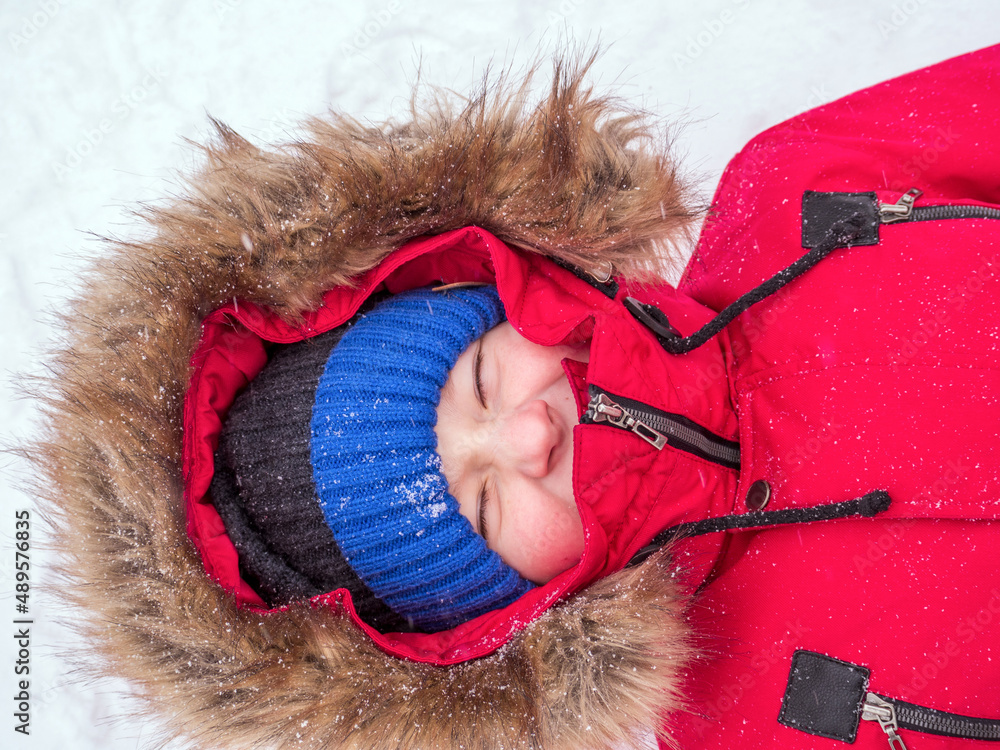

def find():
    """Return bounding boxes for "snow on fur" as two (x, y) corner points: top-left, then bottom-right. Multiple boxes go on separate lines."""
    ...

(24, 53), (697, 749)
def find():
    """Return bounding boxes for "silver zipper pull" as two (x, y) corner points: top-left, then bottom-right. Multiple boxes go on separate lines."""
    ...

(862, 693), (910, 749)
(879, 188), (923, 223)
(586, 393), (667, 449)
(587, 393), (625, 423)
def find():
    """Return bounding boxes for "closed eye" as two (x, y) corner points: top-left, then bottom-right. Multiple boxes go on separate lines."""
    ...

(477, 480), (490, 541)
(473, 338), (487, 409)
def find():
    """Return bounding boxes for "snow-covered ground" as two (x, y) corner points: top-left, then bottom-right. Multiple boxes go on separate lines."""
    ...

(1, 1), (996, 747)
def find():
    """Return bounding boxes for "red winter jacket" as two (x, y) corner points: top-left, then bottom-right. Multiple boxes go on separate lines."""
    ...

(670, 44), (1000, 748)
(183, 45), (1000, 748)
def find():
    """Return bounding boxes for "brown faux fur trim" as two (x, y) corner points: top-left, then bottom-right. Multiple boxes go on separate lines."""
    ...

(24, 53), (697, 748)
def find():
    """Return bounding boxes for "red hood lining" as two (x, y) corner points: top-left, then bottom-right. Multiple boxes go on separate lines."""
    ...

(182, 227), (612, 664)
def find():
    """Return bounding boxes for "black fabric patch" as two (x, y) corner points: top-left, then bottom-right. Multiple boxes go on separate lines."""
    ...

(802, 191), (880, 248)
(779, 650), (871, 742)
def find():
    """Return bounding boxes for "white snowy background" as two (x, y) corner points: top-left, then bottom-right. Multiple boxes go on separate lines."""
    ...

(1, 0), (996, 747)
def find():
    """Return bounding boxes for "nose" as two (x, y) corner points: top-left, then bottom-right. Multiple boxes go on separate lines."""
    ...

(500, 399), (560, 478)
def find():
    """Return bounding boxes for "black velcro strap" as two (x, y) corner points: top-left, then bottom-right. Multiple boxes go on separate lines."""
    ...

(802, 191), (880, 248)
(778, 650), (871, 742)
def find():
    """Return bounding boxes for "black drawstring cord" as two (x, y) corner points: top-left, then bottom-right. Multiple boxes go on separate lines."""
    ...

(622, 208), (888, 566)
(626, 211), (869, 354)
(626, 489), (892, 568)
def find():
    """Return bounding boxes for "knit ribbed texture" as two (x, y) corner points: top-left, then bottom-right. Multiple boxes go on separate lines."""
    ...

(211, 321), (411, 632)
(311, 287), (534, 632)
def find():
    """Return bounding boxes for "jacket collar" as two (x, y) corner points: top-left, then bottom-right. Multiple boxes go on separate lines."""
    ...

(572, 282), (741, 595)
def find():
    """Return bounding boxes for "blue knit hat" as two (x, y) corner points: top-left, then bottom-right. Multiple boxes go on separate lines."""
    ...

(309, 286), (534, 631)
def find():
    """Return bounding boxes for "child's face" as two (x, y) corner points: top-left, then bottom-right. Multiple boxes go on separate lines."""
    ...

(435, 322), (587, 584)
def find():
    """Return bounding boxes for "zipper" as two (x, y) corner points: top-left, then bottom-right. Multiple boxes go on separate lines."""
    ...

(862, 692), (1000, 747)
(583, 386), (740, 470)
(782, 651), (1000, 748)
(862, 694), (910, 749)
(879, 187), (1000, 223)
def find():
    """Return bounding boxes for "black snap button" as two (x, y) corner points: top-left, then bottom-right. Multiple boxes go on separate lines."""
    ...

(746, 479), (771, 511)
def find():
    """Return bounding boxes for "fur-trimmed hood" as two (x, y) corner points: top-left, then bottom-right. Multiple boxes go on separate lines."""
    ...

(27, 56), (701, 749)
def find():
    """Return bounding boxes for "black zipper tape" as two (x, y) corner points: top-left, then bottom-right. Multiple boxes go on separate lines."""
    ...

(909, 204), (1000, 222)
(880, 694), (1000, 741)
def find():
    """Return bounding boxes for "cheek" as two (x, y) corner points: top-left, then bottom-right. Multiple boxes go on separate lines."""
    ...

(537, 505), (583, 548)
(512, 498), (585, 582)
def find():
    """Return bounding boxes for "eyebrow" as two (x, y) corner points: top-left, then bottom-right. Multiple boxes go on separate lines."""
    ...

(473, 338), (486, 409)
